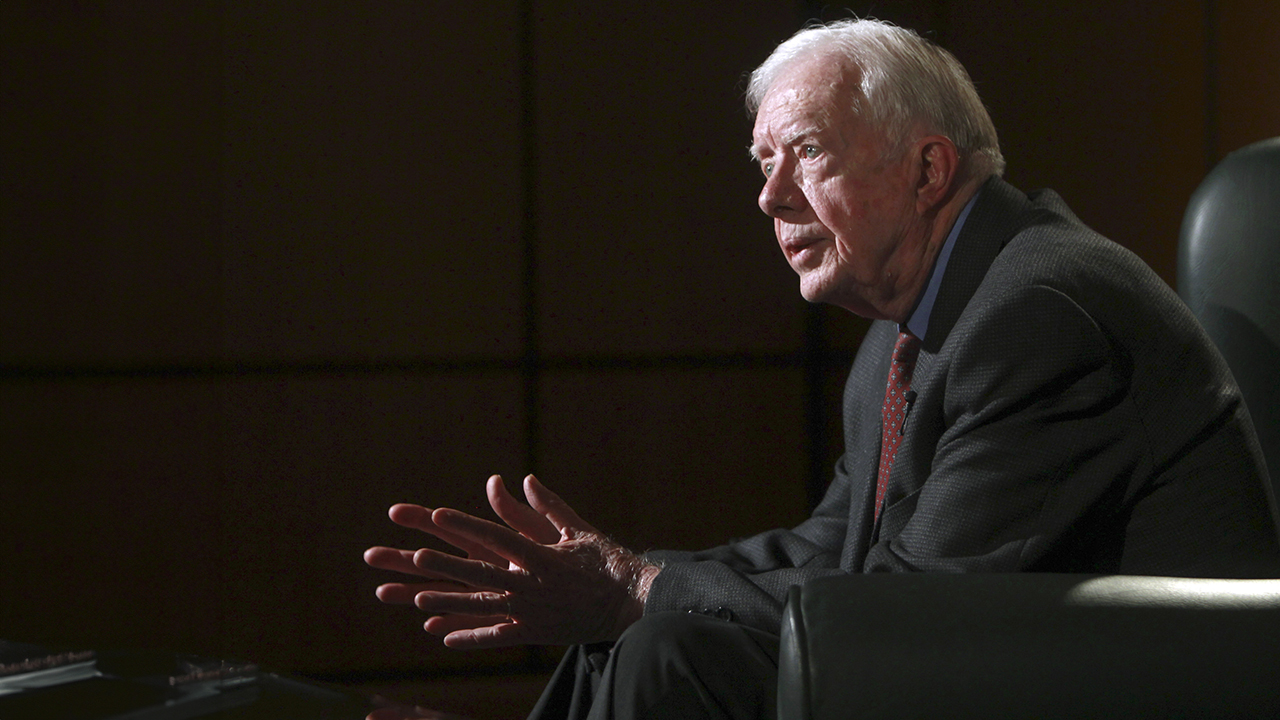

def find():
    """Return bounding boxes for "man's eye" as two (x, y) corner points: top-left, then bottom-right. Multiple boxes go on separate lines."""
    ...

(763, 162), (774, 177)
(802, 145), (821, 159)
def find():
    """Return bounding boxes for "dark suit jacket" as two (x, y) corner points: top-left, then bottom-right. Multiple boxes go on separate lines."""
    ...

(645, 177), (1280, 634)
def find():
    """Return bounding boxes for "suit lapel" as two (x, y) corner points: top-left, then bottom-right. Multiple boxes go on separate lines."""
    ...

(857, 178), (1039, 553)
(842, 320), (897, 569)
(920, 177), (1037, 355)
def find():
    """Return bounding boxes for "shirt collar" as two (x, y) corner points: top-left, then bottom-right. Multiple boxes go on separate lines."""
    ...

(903, 188), (982, 341)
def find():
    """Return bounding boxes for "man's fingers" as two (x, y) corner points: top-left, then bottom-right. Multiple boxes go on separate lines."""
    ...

(422, 614), (509, 636)
(385, 505), (509, 567)
(375, 581), (472, 605)
(387, 504), (438, 532)
(524, 474), (599, 536)
(413, 547), (522, 590)
(389, 505), (479, 552)
(365, 546), (486, 582)
(487, 475), (561, 545)
(364, 546), (452, 578)
(413, 588), (509, 618)
(429, 508), (544, 572)
(441, 622), (530, 650)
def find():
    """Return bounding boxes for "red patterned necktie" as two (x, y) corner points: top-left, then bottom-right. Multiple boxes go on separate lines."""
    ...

(875, 331), (922, 521)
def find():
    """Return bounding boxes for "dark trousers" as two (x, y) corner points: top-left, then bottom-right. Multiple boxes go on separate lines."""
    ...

(527, 611), (780, 720)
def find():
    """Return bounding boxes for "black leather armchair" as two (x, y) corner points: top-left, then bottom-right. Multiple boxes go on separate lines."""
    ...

(778, 573), (1280, 719)
(1179, 136), (1280, 496)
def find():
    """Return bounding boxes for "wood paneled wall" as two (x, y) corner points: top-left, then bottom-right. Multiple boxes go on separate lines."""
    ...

(2, 0), (1276, 678)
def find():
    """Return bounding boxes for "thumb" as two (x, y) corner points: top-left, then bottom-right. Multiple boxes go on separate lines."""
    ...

(524, 475), (600, 538)
(487, 474), (560, 545)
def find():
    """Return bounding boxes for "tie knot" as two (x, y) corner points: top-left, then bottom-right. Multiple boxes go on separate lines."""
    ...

(892, 331), (921, 365)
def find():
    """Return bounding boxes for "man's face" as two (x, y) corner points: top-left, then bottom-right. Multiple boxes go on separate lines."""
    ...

(751, 57), (926, 321)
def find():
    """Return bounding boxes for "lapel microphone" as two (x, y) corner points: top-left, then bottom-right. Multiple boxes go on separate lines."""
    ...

(899, 390), (918, 436)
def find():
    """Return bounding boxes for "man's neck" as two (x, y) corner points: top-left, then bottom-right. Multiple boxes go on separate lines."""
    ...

(903, 180), (985, 338)
(884, 177), (984, 324)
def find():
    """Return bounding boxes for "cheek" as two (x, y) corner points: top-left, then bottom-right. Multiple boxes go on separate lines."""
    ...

(810, 177), (874, 223)
(822, 197), (871, 244)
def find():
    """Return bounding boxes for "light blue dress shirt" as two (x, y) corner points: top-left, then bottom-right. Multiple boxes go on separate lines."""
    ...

(904, 189), (981, 342)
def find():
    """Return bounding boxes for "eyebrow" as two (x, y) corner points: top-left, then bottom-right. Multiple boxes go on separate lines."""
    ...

(748, 126), (824, 162)
(784, 127), (823, 146)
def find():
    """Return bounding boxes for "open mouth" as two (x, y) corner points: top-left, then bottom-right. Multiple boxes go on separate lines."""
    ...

(784, 236), (825, 262)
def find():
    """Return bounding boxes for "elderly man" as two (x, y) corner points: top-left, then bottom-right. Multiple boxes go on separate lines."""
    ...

(365, 18), (1280, 719)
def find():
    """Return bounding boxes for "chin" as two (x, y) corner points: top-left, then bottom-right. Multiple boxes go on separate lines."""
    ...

(797, 282), (826, 304)
(799, 281), (880, 319)
(797, 271), (841, 305)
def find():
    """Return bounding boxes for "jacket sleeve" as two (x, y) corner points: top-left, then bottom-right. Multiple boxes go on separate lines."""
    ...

(640, 453), (853, 633)
(637, 323), (897, 634)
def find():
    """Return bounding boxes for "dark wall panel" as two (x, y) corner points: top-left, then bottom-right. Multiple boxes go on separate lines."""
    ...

(1218, 0), (1280, 157)
(0, 372), (528, 674)
(0, 378), (224, 651)
(222, 1), (525, 362)
(0, 4), (224, 365)
(534, 2), (805, 358)
(948, 0), (1204, 285)
(538, 367), (809, 553)
(217, 372), (527, 673)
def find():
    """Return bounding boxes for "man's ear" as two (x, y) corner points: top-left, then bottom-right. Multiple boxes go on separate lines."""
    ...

(914, 135), (959, 213)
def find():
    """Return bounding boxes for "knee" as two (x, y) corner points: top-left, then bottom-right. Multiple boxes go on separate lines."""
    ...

(611, 611), (743, 675)
(618, 611), (720, 646)
(604, 612), (778, 719)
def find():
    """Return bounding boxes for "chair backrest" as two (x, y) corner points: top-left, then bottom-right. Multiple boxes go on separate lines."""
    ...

(1179, 137), (1280, 500)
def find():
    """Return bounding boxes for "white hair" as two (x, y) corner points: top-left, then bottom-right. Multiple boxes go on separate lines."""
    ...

(747, 18), (1005, 181)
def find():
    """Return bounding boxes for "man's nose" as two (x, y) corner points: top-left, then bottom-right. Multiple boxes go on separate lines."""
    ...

(758, 166), (806, 218)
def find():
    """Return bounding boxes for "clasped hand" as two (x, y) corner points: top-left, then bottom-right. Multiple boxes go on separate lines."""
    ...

(365, 475), (660, 649)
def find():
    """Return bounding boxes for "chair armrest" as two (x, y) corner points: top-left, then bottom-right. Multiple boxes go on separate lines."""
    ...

(778, 573), (1280, 720)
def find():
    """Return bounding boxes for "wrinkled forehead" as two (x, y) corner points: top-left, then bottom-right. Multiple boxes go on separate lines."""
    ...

(751, 56), (863, 150)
